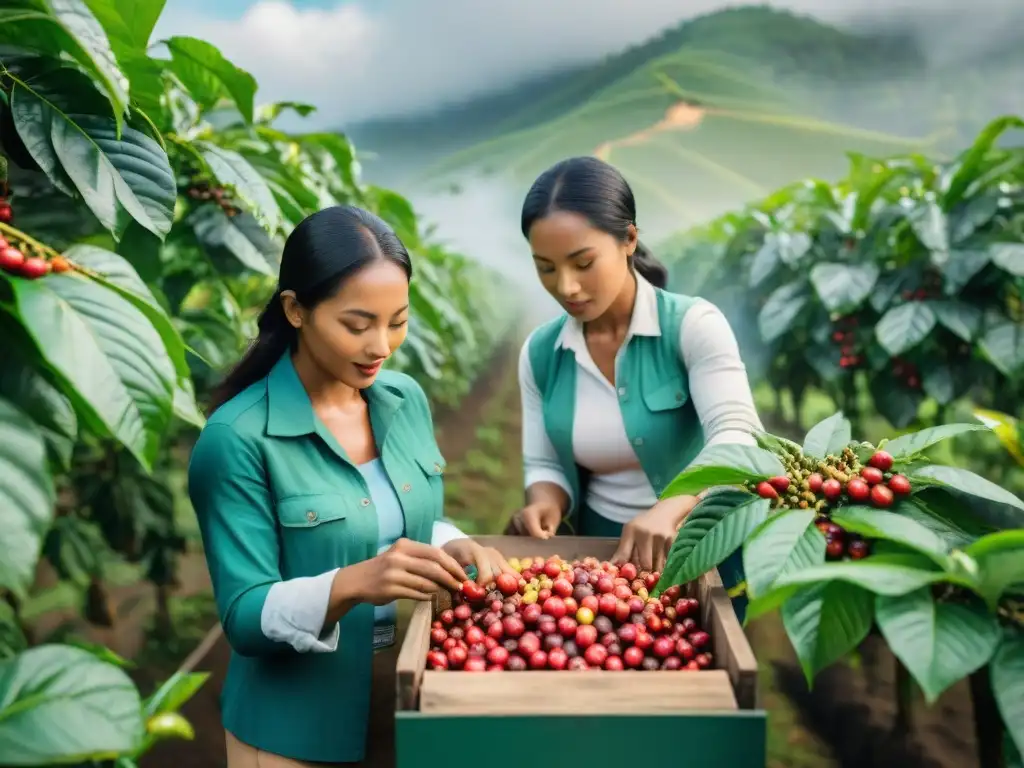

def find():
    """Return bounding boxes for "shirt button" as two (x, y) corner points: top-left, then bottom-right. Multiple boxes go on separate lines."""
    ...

(675, 391), (684, 402)
(306, 510), (317, 522)
(634, 437), (644, 447)
(360, 498), (371, 507)
(402, 483), (412, 493)
(433, 463), (442, 473)
(617, 387), (627, 397)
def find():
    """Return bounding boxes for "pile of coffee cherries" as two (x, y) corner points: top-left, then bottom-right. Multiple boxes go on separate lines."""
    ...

(425, 555), (713, 672)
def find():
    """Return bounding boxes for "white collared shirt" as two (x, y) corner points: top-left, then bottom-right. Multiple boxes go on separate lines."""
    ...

(520, 275), (764, 524)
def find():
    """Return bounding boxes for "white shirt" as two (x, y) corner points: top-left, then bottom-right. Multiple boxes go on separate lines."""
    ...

(520, 274), (764, 523)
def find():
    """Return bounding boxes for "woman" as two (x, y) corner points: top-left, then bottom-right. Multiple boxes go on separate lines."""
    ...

(507, 156), (763, 616)
(189, 205), (512, 766)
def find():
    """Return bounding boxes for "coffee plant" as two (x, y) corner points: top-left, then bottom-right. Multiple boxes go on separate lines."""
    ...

(654, 412), (1024, 768)
(0, 1), (515, 764)
(667, 115), (1024, 433)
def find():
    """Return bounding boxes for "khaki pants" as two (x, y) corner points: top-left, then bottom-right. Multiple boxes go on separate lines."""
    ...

(225, 644), (398, 768)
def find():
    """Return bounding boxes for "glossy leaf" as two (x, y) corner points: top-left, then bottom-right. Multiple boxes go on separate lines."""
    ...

(743, 509), (824, 598)
(875, 588), (1000, 704)
(190, 206), (279, 276)
(660, 445), (785, 498)
(980, 321), (1024, 377)
(831, 505), (951, 565)
(875, 302), (936, 356)
(809, 262), (879, 313)
(165, 36), (257, 123)
(931, 300), (982, 342)
(973, 408), (1024, 467)
(884, 423), (990, 459)
(0, 397), (55, 597)
(910, 465), (1024, 513)
(963, 530), (1024, 610)
(758, 280), (808, 343)
(657, 491), (771, 596)
(772, 554), (954, 596)
(782, 582), (873, 686)
(991, 631), (1024, 759)
(989, 243), (1024, 277)
(0, 644), (143, 765)
(143, 671), (209, 718)
(197, 142), (280, 232)
(801, 410), (851, 459)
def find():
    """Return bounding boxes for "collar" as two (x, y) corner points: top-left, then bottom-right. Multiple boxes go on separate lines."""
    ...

(265, 352), (404, 439)
(554, 272), (661, 353)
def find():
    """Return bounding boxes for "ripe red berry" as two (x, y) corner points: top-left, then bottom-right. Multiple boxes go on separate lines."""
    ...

(822, 478), (842, 500)
(807, 473), (824, 493)
(868, 451), (894, 471)
(860, 467), (884, 485)
(0, 246), (25, 272)
(888, 474), (911, 495)
(756, 481), (778, 499)
(495, 572), (519, 596)
(0, 203), (11, 223)
(826, 538), (845, 558)
(846, 478), (870, 502)
(769, 475), (790, 493)
(847, 539), (871, 560)
(870, 484), (894, 508)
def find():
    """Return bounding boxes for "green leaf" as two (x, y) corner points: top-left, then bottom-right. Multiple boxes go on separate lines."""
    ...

(743, 509), (824, 599)
(991, 631), (1024, 759)
(190, 206), (279, 276)
(922, 364), (954, 406)
(0, 0), (129, 130)
(945, 115), (1024, 205)
(989, 243), (1024, 277)
(875, 588), (1000, 704)
(782, 582), (873, 686)
(747, 239), (778, 288)
(963, 530), (1024, 611)
(868, 375), (923, 430)
(908, 201), (949, 253)
(657, 491), (771, 596)
(197, 142), (280, 232)
(143, 671), (208, 718)
(910, 465), (1024, 513)
(980, 321), (1024, 377)
(164, 36), (257, 123)
(830, 506), (950, 565)
(82, 0), (166, 49)
(758, 280), (808, 343)
(973, 408), (1024, 467)
(884, 424), (991, 459)
(802, 411), (852, 459)
(809, 262), (879, 313)
(0, 397), (55, 597)
(660, 445), (786, 498)
(773, 554), (953, 596)
(896, 497), (979, 550)
(0, 644), (143, 764)
(875, 302), (937, 356)
(9, 82), (175, 240)
(7, 273), (175, 470)
(942, 249), (990, 294)
(931, 300), (982, 341)
(752, 431), (803, 458)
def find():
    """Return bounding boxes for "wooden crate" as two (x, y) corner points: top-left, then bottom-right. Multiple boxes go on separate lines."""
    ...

(394, 536), (765, 768)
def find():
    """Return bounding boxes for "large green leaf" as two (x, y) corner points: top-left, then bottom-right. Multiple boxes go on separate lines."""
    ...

(0, 397), (55, 597)
(197, 142), (280, 232)
(142, 671), (208, 718)
(883, 423), (990, 459)
(0, 0), (129, 129)
(830, 506), (951, 565)
(963, 530), (1024, 611)
(992, 631), (1024, 759)
(942, 249), (990, 294)
(190, 206), (279, 276)
(875, 302), (937, 356)
(802, 411), (851, 459)
(945, 115), (1024, 205)
(875, 588), (1000, 704)
(908, 201), (949, 254)
(742, 509), (824, 599)
(989, 243), (1024, 277)
(82, 0), (166, 50)
(931, 300), (983, 342)
(0, 644), (143, 765)
(980, 321), (1024, 377)
(758, 280), (808, 343)
(164, 36), (257, 123)
(782, 582), (873, 686)
(7, 273), (175, 470)
(910, 465), (1024, 513)
(809, 262), (879, 313)
(773, 554), (954, 596)
(660, 444), (785, 498)
(9, 82), (174, 239)
(656, 491), (771, 596)
(896, 497), (977, 550)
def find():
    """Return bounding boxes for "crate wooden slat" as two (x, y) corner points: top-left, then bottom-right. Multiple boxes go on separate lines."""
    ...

(395, 536), (759, 714)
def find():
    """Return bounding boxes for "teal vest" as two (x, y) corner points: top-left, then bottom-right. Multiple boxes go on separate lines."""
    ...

(528, 289), (706, 532)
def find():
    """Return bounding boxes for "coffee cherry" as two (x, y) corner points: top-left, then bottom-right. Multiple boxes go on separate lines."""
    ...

(846, 478), (870, 502)
(822, 478), (842, 500)
(769, 475), (790, 493)
(0, 202), (12, 223)
(756, 481), (778, 499)
(888, 474), (911, 495)
(868, 451), (894, 471)
(870, 484), (894, 508)
(807, 473), (824, 493)
(20, 257), (51, 279)
(860, 467), (884, 485)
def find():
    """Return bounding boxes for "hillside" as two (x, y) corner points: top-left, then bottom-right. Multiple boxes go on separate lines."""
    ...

(343, 5), (1021, 240)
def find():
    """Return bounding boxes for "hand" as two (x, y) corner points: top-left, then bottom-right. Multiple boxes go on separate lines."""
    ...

(350, 538), (469, 606)
(505, 500), (562, 540)
(611, 495), (699, 572)
(442, 538), (518, 586)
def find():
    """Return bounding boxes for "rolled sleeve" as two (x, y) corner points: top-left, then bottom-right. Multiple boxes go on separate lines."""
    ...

(431, 519), (468, 548)
(261, 569), (342, 653)
(519, 340), (574, 502)
(188, 423), (291, 657)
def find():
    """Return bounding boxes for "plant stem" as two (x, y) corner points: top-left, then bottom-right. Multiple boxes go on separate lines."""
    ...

(969, 665), (1005, 768)
(893, 657), (913, 736)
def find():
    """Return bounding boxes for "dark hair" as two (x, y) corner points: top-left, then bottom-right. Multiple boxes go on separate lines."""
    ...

(520, 156), (668, 289)
(207, 205), (412, 413)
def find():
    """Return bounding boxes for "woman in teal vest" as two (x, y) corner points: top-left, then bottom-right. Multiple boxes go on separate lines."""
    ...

(189, 205), (513, 766)
(506, 157), (763, 620)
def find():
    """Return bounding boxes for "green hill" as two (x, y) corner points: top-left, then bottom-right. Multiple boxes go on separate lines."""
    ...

(343, 5), (1019, 239)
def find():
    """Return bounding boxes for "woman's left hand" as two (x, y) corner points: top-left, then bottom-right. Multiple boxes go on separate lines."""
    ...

(442, 538), (518, 586)
(611, 495), (699, 572)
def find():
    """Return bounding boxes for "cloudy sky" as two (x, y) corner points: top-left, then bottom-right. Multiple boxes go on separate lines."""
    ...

(153, 0), (1021, 127)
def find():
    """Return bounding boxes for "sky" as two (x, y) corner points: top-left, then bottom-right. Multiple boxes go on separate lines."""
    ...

(154, 0), (1023, 128)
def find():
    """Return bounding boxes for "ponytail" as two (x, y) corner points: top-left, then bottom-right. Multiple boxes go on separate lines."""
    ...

(206, 291), (295, 415)
(632, 240), (669, 289)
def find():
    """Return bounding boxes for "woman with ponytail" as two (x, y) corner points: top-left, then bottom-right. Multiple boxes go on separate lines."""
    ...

(507, 156), (763, 621)
(189, 205), (512, 766)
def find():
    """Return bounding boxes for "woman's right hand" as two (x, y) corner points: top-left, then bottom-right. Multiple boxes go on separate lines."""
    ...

(351, 538), (469, 605)
(505, 500), (562, 540)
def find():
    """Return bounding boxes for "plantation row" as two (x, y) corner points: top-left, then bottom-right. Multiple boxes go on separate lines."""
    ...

(0, 1), (514, 765)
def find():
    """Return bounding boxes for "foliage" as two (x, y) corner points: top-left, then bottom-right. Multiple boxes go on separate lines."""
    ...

(656, 412), (1024, 767)
(0, 1), (514, 764)
(668, 115), (1024, 431)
